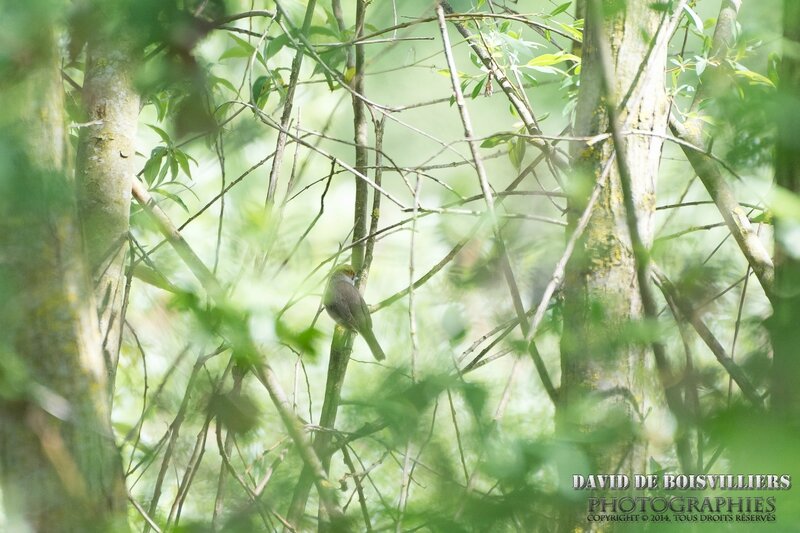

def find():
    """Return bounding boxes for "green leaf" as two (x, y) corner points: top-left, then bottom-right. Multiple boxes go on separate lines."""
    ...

(219, 45), (253, 61)
(695, 56), (707, 77)
(147, 124), (172, 146)
(733, 67), (775, 88)
(469, 52), (483, 69)
(209, 390), (261, 434)
(168, 155), (178, 181)
(229, 34), (256, 54)
(470, 77), (486, 99)
(682, 4), (703, 33)
(151, 94), (168, 122)
(266, 34), (291, 59)
(210, 75), (237, 94)
(768, 52), (780, 86)
(527, 52), (580, 68)
(160, 180), (200, 203)
(308, 25), (339, 41)
(142, 147), (167, 185)
(221, 34), (267, 67)
(275, 318), (323, 359)
(152, 187), (189, 212)
(173, 150), (192, 179)
(480, 133), (514, 148)
(437, 68), (464, 78)
(252, 75), (272, 108)
(649, 456), (667, 475)
(155, 154), (170, 186)
(557, 22), (583, 42)
(750, 211), (773, 224)
(550, 2), (572, 16)
(508, 138), (526, 169)
(461, 381), (488, 417)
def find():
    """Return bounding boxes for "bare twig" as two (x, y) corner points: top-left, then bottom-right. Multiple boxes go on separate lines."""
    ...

(436, 2), (526, 344)
(129, 494), (162, 533)
(668, 0), (774, 297)
(285, 2), (377, 526)
(265, 0), (318, 206)
(132, 177), (343, 525)
(652, 266), (764, 409)
(439, 1), (569, 179)
(341, 446), (373, 531)
(669, 118), (774, 297)
(144, 353), (207, 532)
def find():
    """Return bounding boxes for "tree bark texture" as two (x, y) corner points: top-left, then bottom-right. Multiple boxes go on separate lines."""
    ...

(558, 0), (670, 525)
(76, 36), (140, 394)
(0, 33), (129, 533)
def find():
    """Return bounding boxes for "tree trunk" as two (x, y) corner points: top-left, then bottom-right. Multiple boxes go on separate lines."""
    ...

(0, 31), (129, 533)
(771, 0), (800, 422)
(558, 1), (670, 529)
(76, 36), (140, 396)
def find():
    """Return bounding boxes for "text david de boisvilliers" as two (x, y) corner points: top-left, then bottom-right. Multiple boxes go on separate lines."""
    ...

(574, 474), (791, 518)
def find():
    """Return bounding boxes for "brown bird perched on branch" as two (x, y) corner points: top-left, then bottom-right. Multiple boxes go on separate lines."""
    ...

(323, 264), (386, 361)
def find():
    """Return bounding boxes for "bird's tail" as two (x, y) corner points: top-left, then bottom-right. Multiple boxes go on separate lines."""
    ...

(360, 328), (386, 361)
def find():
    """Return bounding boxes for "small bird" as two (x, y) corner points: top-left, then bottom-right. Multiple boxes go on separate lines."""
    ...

(323, 264), (386, 361)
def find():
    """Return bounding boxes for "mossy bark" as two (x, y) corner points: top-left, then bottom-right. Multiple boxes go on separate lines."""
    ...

(76, 36), (140, 395)
(558, 2), (670, 530)
(0, 30), (129, 533)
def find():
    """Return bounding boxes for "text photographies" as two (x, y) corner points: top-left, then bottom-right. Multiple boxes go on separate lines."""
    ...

(573, 474), (791, 523)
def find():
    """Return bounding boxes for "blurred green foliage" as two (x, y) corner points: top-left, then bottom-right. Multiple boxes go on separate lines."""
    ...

(1, 0), (799, 531)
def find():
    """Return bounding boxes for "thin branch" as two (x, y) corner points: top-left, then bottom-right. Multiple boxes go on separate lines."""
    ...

(212, 369), (244, 530)
(131, 177), (343, 525)
(446, 389), (470, 484)
(216, 10), (276, 25)
(372, 240), (465, 313)
(132, 179), (225, 299)
(436, 2), (526, 341)
(286, 1), (375, 526)
(669, 118), (774, 297)
(168, 411), (212, 528)
(213, 416), (278, 530)
(652, 266), (764, 409)
(362, 117), (386, 282)
(265, 0), (318, 206)
(144, 353), (207, 533)
(275, 161), (335, 276)
(246, 100), (406, 208)
(129, 494), (162, 533)
(439, 1), (569, 175)
(668, 0), (773, 297)
(404, 206), (567, 226)
(408, 173), (422, 381)
(729, 259), (753, 405)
